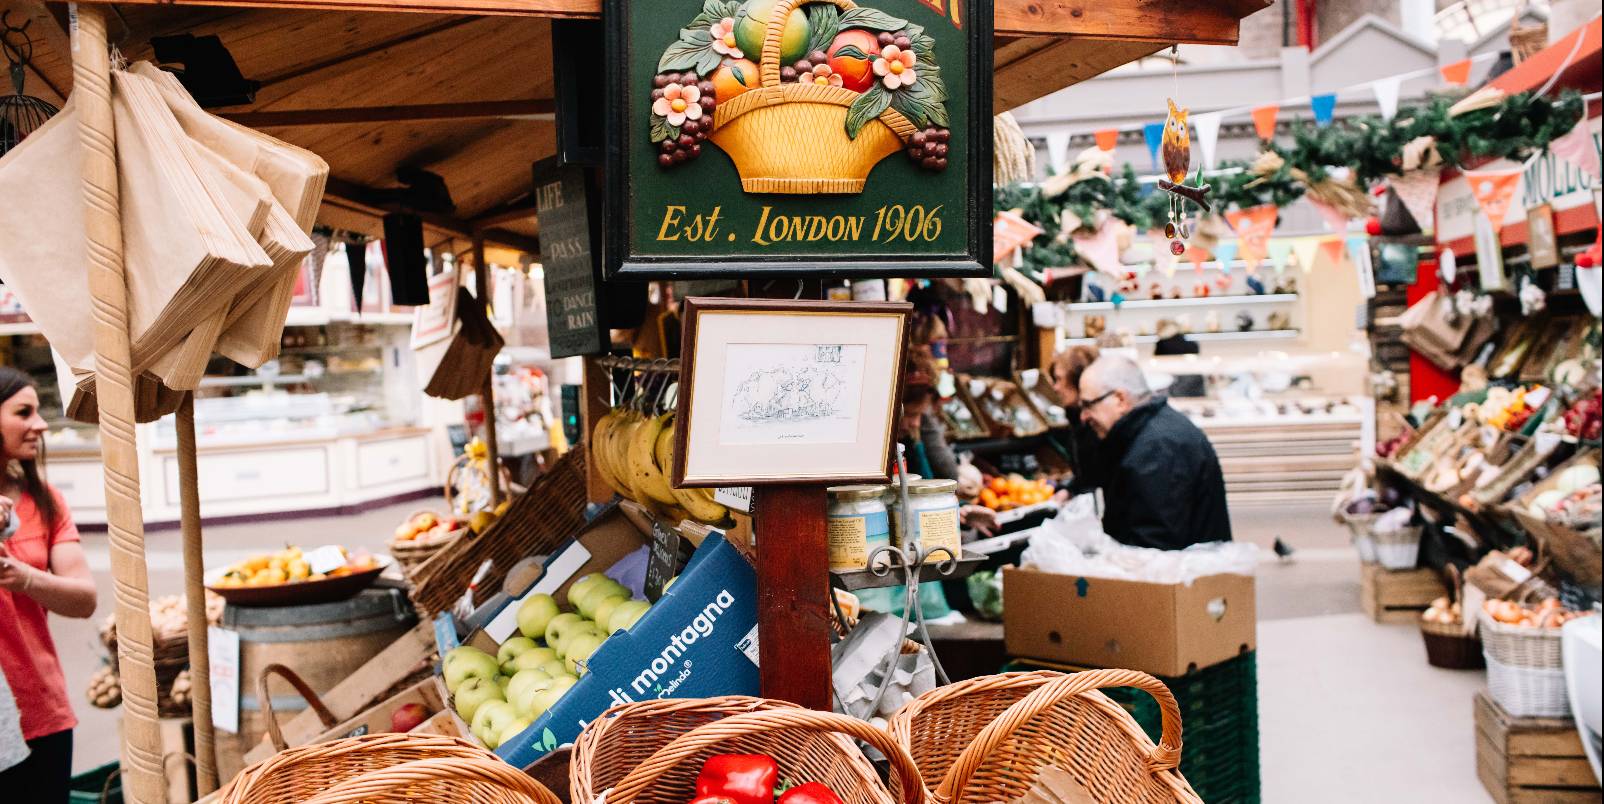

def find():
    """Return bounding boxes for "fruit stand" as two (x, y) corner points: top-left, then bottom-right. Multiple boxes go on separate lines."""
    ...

(4, 0), (1273, 800)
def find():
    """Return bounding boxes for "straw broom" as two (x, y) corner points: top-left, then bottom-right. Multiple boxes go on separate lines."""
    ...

(74, 6), (166, 801)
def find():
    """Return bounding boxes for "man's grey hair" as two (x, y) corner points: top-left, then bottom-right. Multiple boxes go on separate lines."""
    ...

(1082, 354), (1151, 398)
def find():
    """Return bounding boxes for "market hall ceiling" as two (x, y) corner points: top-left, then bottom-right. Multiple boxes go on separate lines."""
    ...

(2, 0), (1269, 254)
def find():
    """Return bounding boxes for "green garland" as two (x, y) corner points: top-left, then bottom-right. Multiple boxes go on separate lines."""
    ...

(995, 89), (1586, 277)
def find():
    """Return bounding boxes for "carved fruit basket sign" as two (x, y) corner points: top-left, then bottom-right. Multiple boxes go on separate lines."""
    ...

(605, 0), (991, 278)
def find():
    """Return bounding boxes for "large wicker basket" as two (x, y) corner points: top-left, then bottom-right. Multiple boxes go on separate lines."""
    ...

(710, 0), (917, 193)
(216, 732), (562, 804)
(888, 669), (1201, 803)
(570, 696), (927, 803)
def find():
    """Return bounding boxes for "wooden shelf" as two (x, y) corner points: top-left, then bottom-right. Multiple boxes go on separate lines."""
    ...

(1060, 329), (1300, 346)
(1062, 293), (1298, 312)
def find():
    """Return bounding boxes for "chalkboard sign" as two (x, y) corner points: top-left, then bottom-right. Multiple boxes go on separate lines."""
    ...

(644, 517), (686, 602)
(534, 161), (606, 358)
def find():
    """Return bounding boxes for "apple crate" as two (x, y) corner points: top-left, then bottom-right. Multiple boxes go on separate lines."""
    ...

(1475, 690), (1601, 804)
(1360, 564), (1445, 624)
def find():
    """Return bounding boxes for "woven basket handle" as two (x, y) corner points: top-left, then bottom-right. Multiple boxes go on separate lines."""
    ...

(259, 662), (339, 752)
(299, 755), (563, 804)
(759, 0), (857, 87)
(607, 709), (927, 803)
(939, 669), (1185, 801)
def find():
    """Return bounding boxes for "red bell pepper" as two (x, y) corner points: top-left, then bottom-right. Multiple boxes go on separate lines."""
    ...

(694, 754), (778, 804)
(777, 782), (845, 804)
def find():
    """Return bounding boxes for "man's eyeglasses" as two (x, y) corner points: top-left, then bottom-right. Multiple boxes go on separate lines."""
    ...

(1081, 389), (1118, 408)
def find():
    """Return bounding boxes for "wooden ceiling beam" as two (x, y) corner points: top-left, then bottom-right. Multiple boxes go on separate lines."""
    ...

(219, 99), (556, 127)
(469, 199), (538, 229)
(324, 177), (540, 254)
(255, 15), (476, 86)
(993, 37), (1166, 113)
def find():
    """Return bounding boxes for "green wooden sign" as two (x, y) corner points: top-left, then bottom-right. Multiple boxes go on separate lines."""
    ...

(605, 0), (991, 278)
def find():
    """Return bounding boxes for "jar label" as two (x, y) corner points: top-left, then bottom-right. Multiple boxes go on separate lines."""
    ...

(828, 513), (871, 570)
(892, 504), (960, 559)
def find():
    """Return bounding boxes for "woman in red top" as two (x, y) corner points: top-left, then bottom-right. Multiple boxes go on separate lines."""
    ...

(0, 367), (96, 803)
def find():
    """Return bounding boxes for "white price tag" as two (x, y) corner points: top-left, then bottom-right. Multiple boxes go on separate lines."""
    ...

(714, 487), (753, 513)
(305, 545), (348, 575)
(736, 624), (760, 667)
(1498, 559), (1532, 585)
(208, 626), (240, 733)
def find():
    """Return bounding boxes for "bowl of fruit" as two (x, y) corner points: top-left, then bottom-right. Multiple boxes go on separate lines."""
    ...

(206, 546), (390, 607)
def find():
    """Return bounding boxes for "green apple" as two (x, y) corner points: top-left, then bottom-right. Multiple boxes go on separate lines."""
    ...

(608, 600), (653, 634)
(496, 636), (539, 671)
(452, 676), (505, 723)
(563, 632), (606, 676)
(505, 668), (552, 709)
(592, 596), (630, 633)
(443, 647), (500, 694)
(496, 674), (512, 693)
(516, 594), (560, 641)
(574, 581), (628, 620)
(528, 675), (578, 718)
(536, 658), (570, 679)
(471, 700), (519, 748)
(566, 573), (607, 605)
(544, 613), (585, 653)
(734, 0), (809, 66)
(497, 717), (534, 750)
(507, 647), (559, 675)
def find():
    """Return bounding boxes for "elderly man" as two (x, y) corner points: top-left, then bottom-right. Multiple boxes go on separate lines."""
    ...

(1077, 354), (1231, 549)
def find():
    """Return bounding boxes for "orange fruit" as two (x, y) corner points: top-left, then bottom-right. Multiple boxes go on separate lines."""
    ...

(827, 29), (880, 92)
(989, 477), (1008, 493)
(711, 58), (759, 102)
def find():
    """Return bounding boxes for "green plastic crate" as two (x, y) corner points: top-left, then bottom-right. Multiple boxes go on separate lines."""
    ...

(1003, 651), (1260, 804)
(70, 761), (122, 804)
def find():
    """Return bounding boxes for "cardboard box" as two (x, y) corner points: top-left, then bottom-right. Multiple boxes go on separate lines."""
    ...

(309, 676), (449, 743)
(492, 530), (759, 767)
(1003, 567), (1255, 676)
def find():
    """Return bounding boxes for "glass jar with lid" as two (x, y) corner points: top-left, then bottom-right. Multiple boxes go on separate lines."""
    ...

(890, 478), (961, 562)
(826, 484), (891, 571)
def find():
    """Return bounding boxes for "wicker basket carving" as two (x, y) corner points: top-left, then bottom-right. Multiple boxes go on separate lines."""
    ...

(571, 696), (927, 803)
(888, 669), (1201, 804)
(216, 732), (561, 804)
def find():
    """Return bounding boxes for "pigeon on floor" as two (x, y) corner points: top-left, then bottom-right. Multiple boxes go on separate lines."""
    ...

(1273, 537), (1295, 563)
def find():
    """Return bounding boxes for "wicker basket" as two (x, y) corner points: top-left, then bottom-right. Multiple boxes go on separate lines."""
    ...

(1419, 618), (1484, 670)
(887, 669), (1201, 803)
(391, 517), (467, 581)
(709, 0), (917, 194)
(1478, 611), (1571, 717)
(570, 696), (927, 803)
(1372, 524), (1422, 570)
(1340, 512), (1379, 563)
(216, 733), (562, 804)
(408, 450), (590, 618)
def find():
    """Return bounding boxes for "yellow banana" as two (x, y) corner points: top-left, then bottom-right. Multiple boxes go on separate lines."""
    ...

(590, 410), (628, 496)
(649, 418), (725, 522)
(628, 412), (679, 505)
(655, 422), (676, 477)
(610, 412), (646, 503)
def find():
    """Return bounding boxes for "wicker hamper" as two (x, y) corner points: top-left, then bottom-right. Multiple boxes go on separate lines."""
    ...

(1478, 611), (1570, 718)
(216, 733), (561, 804)
(1419, 618), (1485, 669)
(888, 669), (1202, 803)
(571, 696), (927, 803)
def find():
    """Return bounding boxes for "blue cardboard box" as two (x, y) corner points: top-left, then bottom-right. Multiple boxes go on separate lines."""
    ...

(495, 531), (759, 767)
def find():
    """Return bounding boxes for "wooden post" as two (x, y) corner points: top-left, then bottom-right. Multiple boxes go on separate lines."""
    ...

(73, 6), (166, 802)
(753, 485), (832, 710)
(473, 236), (503, 506)
(177, 394), (217, 794)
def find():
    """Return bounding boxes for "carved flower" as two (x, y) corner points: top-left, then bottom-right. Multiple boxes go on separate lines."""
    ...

(806, 63), (844, 87)
(709, 18), (743, 59)
(652, 82), (704, 127)
(873, 44), (917, 89)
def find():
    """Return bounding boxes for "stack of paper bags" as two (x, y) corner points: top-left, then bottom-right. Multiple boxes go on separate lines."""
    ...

(416, 287), (504, 400)
(0, 61), (326, 422)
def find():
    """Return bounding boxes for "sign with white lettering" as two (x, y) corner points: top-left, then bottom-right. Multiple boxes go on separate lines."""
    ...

(605, 0), (991, 278)
(534, 161), (607, 358)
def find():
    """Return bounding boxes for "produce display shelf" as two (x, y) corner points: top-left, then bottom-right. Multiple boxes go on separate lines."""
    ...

(1059, 329), (1300, 347)
(1063, 293), (1298, 312)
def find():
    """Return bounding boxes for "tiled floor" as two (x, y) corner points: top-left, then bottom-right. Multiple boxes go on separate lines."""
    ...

(53, 500), (1502, 801)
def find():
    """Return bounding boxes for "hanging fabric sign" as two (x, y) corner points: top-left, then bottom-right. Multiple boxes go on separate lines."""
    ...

(1267, 239), (1293, 274)
(993, 211), (1044, 265)
(1390, 168), (1441, 234)
(1211, 240), (1238, 274)
(1143, 122), (1165, 172)
(1192, 112), (1222, 172)
(1440, 59), (1472, 86)
(1347, 234), (1376, 299)
(1372, 76), (1402, 121)
(1291, 236), (1322, 273)
(1250, 105), (1279, 142)
(1072, 218), (1124, 277)
(1307, 196), (1352, 234)
(1047, 132), (1072, 176)
(1465, 166), (1524, 233)
(1093, 129), (1119, 152)
(1548, 119), (1601, 179)
(1226, 204), (1277, 268)
(1310, 94), (1337, 127)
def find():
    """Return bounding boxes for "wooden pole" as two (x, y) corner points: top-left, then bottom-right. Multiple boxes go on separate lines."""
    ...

(177, 394), (217, 794)
(473, 236), (503, 506)
(753, 485), (832, 710)
(72, 6), (166, 802)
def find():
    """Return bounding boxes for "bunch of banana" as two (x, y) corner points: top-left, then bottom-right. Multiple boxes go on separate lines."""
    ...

(590, 408), (729, 525)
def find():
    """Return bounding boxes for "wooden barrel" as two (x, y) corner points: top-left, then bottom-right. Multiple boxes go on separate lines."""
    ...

(212, 588), (416, 784)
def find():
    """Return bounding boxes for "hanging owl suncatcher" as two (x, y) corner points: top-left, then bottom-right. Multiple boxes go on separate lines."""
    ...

(1156, 53), (1213, 256)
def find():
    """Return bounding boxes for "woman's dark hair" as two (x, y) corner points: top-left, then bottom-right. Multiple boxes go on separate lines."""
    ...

(0, 366), (59, 530)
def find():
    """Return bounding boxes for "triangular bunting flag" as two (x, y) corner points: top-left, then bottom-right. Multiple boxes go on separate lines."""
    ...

(1347, 234), (1376, 299)
(1440, 59), (1472, 86)
(1226, 204), (1278, 268)
(1212, 240), (1238, 274)
(1072, 218), (1124, 277)
(1251, 105), (1279, 142)
(1094, 129), (1119, 152)
(1292, 237), (1322, 274)
(1372, 76), (1402, 121)
(1193, 113), (1222, 172)
(1150, 230), (1176, 278)
(1549, 120), (1601, 179)
(1046, 132), (1072, 176)
(1390, 168), (1441, 234)
(1307, 196), (1352, 234)
(993, 211), (1044, 265)
(1465, 166), (1523, 233)
(1143, 122), (1165, 171)
(1320, 238), (1348, 266)
(1186, 244), (1208, 273)
(1310, 94), (1337, 127)
(1268, 239), (1293, 274)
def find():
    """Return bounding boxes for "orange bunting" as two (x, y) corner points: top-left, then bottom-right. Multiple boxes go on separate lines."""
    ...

(1094, 129), (1119, 152)
(1226, 204), (1278, 268)
(1440, 59), (1472, 86)
(1251, 105), (1279, 141)
(1465, 167), (1523, 233)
